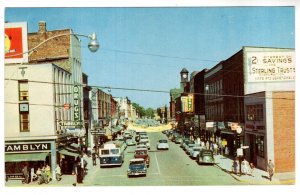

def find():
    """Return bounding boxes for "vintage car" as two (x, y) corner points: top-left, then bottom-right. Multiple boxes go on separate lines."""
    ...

(157, 139), (169, 150)
(134, 148), (150, 167)
(125, 138), (136, 146)
(127, 158), (147, 177)
(189, 146), (205, 159)
(197, 149), (215, 165)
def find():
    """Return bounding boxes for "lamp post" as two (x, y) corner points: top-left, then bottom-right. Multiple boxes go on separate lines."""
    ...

(236, 126), (243, 175)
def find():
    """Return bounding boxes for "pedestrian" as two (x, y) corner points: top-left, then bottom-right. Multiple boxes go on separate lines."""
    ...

(205, 141), (210, 150)
(41, 166), (48, 184)
(30, 167), (37, 182)
(92, 152), (97, 166)
(45, 164), (51, 182)
(55, 164), (62, 181)
(200, 140), (205, 147)
(249, 163), (255, 176)
(225, 146), (229, 155)
(22, 164), (29, 184)
(232, 158), (239, 174)
(213, 143), (218, 155)
(267, 159), (275, 181)
(75, 161), (83, 184)
(241, 158), (249, 175)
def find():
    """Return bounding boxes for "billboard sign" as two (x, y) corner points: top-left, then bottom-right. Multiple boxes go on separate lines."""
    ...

(5, 22), (28, 64)
(246, 51), (295, 82)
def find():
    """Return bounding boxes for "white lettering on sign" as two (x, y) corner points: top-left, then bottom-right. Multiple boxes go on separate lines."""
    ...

(5, 143), (51, 152)
(246, 51), (295, 82)
(73, 85), (80, 123)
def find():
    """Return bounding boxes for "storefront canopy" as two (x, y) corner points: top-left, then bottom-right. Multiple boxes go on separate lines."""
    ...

(5, 152), (48, 162)
(59, 149), (80, 157)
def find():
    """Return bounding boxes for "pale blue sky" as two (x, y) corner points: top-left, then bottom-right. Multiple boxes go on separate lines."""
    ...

(5, 7), (295, 109)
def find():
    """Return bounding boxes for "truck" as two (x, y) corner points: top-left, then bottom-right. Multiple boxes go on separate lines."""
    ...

(99, 141), (126, 167)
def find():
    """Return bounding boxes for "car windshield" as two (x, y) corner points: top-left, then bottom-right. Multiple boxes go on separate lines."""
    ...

(202, 151), (213, 156)
(159, 140), (167, 143)
(129, 163), (144, 169)
(135, 150), (147, 155)
(193, 148), (201, 151)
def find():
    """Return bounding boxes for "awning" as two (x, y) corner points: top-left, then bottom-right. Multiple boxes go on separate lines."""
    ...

(59, 149), (80, 157)
(220, 130), (235, 135)
(5, 152), (48, 162)
(112, 126), (123, 133)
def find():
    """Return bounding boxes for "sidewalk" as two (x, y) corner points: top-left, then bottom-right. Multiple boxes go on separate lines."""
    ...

(5, 155), (93, 187)
(214, 154), (295, 185)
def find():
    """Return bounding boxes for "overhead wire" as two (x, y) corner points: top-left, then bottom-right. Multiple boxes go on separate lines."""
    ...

(4, 78), (295, 101)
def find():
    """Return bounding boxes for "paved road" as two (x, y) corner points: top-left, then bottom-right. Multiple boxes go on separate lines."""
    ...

(83, 131), (240, 186)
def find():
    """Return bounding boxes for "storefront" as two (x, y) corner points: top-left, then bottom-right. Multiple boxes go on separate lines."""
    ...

(5, 141), (56, 181)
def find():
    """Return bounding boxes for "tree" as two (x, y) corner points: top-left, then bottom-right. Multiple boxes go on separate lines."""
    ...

(132, 103), (154, 118)
(145, 108), (155, 118)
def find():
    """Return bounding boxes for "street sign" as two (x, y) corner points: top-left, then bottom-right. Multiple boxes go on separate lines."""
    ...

(91, 129), (106, 135)
(237, 148), (243, 156)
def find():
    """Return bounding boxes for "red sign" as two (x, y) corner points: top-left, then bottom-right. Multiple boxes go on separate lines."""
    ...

(5, 22), (28, 63)
(63, 103), (70, 110)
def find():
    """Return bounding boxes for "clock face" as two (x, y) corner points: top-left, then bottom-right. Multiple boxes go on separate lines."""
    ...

(20, 103), (29, 112)
(182, 74), (187, 79)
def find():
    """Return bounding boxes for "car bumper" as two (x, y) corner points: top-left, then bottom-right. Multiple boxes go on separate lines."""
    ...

(127, 170), (147, 176)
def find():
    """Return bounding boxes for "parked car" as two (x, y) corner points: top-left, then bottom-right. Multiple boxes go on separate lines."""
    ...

(180, 138), (190, 148)
(157, 139), (169, 150)
(189, 146), (205, 159)
(127, 158), (147, 177)
(162, 129), (171, 134)
(186, 143), (200, 154)
(175, 136), (183, 144)
(125, 138), (136, 146)
(182, 140), (194, 151)
(197, 149), (215, 165)
(134, 148), (150, 167)
(123, 131), (133, 139)
(136, 144), (148, 150)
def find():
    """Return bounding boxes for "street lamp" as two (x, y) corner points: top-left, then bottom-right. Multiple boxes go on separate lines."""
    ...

(5, 32), (100, 58)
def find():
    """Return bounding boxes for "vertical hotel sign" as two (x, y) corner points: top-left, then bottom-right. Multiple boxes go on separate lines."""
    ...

(5, 22), (28, 64)
(73, 85), (81, 126)
(181, 94), (194, 113)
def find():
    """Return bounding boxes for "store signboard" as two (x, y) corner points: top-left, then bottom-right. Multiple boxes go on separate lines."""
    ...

(181, 94), (194, 113)
(246, 51), (295, 82)
(5, 22), (28, 64)
(73, 85), (81, 125)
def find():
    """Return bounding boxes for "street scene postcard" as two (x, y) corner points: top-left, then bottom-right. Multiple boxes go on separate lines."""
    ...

(2, 0), (298, 193)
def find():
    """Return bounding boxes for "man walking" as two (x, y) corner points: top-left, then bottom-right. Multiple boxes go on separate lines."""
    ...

(22, 164), (29, 184)
(267, 159), (275, 181)
(92, 152), (97, 166)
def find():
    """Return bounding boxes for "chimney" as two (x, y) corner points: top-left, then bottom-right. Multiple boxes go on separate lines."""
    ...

(38, 21), (47, 33)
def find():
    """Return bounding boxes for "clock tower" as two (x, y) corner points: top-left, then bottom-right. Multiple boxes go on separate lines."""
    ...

(180, 68), (189, 89)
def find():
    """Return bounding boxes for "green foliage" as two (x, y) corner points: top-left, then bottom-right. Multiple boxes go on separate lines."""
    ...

(132, 102), (154, 118)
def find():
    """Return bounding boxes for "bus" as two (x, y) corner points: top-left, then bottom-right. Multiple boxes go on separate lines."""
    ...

(99, 141), (126, 167)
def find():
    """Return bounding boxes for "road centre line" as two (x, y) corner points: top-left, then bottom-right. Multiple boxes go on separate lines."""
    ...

(154, 152), (161, 175)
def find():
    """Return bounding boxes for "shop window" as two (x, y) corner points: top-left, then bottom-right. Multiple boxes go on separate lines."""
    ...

(246, 104), (264, 121)
(19, 81), (29, 101)
(256, 136), (264, 157)
(19, 103), (30, 132)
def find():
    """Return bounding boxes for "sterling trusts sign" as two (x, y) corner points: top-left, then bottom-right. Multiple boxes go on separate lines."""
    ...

(5, 143), (51, 153)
